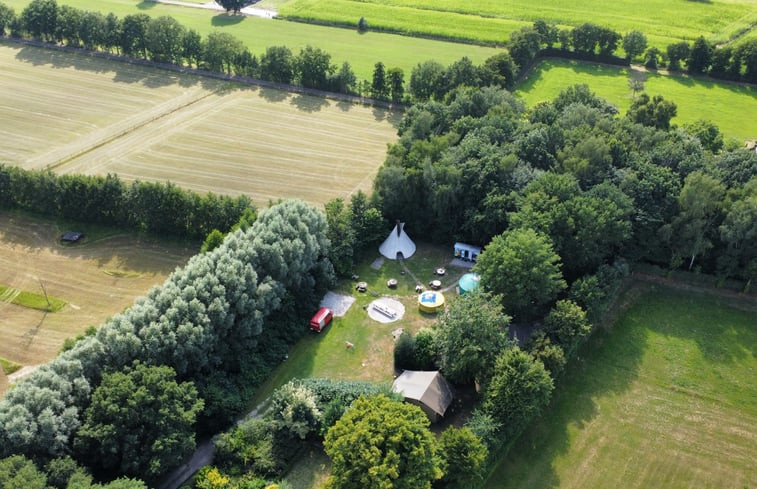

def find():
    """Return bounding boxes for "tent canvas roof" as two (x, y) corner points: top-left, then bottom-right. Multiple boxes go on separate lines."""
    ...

(379, 222), (416, 260)
(392, 370), (453, 417)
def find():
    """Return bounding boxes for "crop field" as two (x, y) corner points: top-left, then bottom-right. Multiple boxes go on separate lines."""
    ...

(266, 0), (757, 47)
(485, 284), (757, 489)
(1, 0), (500, 80)
(516, 59), (757, 142)
(0, 42), (401, 206)
(0, 210), (195, 392)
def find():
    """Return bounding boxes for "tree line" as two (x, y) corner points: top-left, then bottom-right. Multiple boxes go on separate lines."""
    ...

(0, 200), (334, 485)
(0, 166), (252, 239)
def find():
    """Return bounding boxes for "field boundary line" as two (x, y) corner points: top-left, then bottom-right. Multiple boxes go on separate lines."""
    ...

(45, 91), (219, 172)
(0, 37), (404, 110)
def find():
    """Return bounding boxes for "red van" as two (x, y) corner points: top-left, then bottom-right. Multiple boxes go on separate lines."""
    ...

(309, 307), (333, 332)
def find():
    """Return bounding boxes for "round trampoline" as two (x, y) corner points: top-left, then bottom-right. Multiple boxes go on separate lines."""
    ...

(418, 290), (445, 313)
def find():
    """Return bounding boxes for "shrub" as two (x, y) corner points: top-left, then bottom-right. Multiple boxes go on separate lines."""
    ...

(394, 331), (416, 370)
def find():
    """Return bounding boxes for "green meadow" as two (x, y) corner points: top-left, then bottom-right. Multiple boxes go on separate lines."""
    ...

(485, 284), (757, 489)
(268, 0), (757, 47)
(516, 59), (757, 141)
(1, 0), (499, 79)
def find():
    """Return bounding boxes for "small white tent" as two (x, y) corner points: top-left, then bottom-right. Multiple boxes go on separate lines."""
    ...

(379, 221), (416, 259)
(392, 370), (454, 422)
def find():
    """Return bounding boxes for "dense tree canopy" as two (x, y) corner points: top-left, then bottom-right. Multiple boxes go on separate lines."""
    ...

(475, 228), (566, 319)
(324, 395), (442, 489)
(74, 363), (203, 479)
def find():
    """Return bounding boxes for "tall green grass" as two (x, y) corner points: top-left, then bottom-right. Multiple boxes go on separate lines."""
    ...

(272, 0), (756, 46)
(516, 59), (757, 141)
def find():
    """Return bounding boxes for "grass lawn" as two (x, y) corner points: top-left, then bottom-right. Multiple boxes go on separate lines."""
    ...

(267, 0), (757, 47)
(485, 284), (757, 489)
(1, 0), (500, 80)
(0, 209), (195, 391)
(0, 42), (400, 207)
(247, 242), (466, 409)
(516, 59), (757, 142)
(0, 284), (67, 312)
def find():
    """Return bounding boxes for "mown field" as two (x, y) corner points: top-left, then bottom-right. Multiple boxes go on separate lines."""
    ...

(485, 284), (757, 489)
(266, 0), (757, 46)
(1, 0), (499, 80)
(516, 59), (757, 142)
(0, 210), (195, 392)
(0, 42), (400, 206)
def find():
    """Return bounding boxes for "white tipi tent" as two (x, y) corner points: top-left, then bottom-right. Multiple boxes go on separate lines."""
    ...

(379, 221), (416, 259)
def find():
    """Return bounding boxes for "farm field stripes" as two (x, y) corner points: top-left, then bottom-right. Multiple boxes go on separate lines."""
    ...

(516, 59), (757, 141)
(0, 43), (401, 207)
(0, 210), (195, 380)
(1, 0), (500, 80)
(485, 286), (757, 489)
(270, 0), (757, 46)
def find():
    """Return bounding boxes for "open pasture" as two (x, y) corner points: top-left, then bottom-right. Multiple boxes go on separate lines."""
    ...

(1, 0), (500, 80)
(516, 59), (757, 141)
(485, 285), (757, 489)
(268, 0), (757, 46)
(0, 210), (195, 390)
(0, 42), (401, 206)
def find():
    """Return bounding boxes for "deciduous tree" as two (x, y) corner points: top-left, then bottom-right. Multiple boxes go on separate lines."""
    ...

(622, 30), (647, 60)
(324, 395), (442, 489)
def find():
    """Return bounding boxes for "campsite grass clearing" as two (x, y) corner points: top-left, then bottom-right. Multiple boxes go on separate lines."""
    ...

(266, 0), (757, 47)
(1, 0), (500, 80)
(484, 284), (757, 489)
(0, 42), (400, 207)
(0, 209), (195, 393)
(516, 59), (757, 142)
(247, 242), (462, 409)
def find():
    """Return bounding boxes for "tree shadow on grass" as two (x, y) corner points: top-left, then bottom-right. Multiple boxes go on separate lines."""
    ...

(13, 45), (203, 89)
(290, 93), (330, 113)
(136, 0), (158, 9)
(259, 86), (290, 103)
(485, 284), (650, 489)
(211, 13), (246, 26)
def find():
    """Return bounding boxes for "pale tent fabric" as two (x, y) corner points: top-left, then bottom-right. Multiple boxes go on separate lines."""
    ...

(392, 370), (453, 421)
(379, 222), (416, 259)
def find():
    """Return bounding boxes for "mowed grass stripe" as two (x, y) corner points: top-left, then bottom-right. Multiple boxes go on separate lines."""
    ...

(485, 286), (757, 489)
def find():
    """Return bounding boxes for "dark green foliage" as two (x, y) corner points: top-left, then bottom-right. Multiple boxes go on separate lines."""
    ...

(394, 331), (416, 370)
(413, 328), (437, 370)
(295, 45), (335, 90)
(571, 23), (620, 55)
(119, 14), (149, 58)
(436, 427), (488, 489)
(260, 45), (295, 84)
(387, 67), (405, 102)
(526, 332), (566, 377)
(217, 0), (244, 14)
(201, 229), (225, 253)
(434, 289), (512, 385)
(483, 348), (554, 437)
(357, 16), (367, 32)
(0, 2), (15, 36)
(20, 0), (57, 41)
(627, 93), (677, 130)
(542, 300), (591, 357)
(508, 25), (541, 70)
(475, 228), (566, 319)
(684, 119), (723, 153)
(480, 52), (518, 90)
(735, 39), (757, 83)
(0, 455), (47, 489)
(687, 36), (712, 74)
(215, 419), (279, 477)
(465, 409), (502, 453)
(666, 41), (691, 71)
(45, 456), (81, 489)
(145, 16), (186, 64)
(644, 47), (661, 69)
(0, 166), (252, 239)
(409, 60), (446, 101)
(324, 395), (442, 489)
(622, 30), (647, 60)
(74, 362), (204, 479)
(371, 61), (388, 99)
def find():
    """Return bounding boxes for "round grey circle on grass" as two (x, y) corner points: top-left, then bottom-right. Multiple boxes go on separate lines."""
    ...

(367, 297), (405, 323)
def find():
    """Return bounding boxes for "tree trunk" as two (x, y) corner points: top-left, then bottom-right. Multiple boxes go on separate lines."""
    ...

(688, 253), (696, 270)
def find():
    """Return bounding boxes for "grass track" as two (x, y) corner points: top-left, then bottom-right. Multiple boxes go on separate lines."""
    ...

(516, 59), (757, 141)
(0, 284), (67, 312)
(0, 209), (195, 385)
(485, 284), (757, 489)
(269, 0), (757, 47)
(1, 0), (500, 80)
(0, 43), (401, 206)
